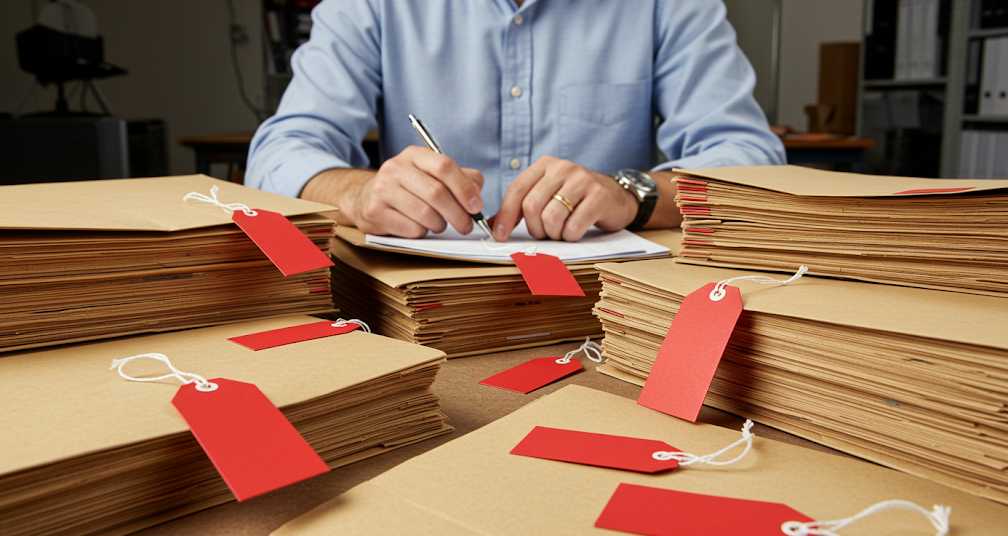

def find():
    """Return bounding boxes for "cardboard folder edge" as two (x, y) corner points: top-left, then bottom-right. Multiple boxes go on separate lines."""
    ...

(0, 175), (337, 232)
(675, 165), (1008, 197)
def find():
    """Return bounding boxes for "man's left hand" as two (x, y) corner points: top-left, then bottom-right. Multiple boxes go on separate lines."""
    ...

(492, 156), (637, 242)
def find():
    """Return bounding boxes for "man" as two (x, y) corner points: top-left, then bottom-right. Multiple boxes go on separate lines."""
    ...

(247, 0), (784, 242)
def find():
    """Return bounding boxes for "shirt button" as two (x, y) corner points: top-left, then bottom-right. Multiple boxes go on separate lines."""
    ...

(510, 85), (523, 98)
(514, 14), (524, 25)
(509, 158), (521, 170)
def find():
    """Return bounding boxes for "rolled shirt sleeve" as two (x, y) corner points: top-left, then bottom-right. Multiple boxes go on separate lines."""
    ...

(651, 0), (786, 172)
(245, 0), (382, 197)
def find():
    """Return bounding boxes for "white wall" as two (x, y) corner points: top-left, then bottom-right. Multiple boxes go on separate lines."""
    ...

(0, 0), (265, 176)
(777, 0), (863, 129)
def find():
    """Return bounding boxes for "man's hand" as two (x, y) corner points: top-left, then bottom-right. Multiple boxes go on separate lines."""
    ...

(304, 146), (484, 238)
(493, 156), (637, 242)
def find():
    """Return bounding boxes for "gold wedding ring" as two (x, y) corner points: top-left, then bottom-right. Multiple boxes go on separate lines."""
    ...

(552, 193), (575, 213)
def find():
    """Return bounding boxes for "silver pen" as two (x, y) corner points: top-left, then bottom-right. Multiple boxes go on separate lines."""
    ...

(408, 113), (495, 240)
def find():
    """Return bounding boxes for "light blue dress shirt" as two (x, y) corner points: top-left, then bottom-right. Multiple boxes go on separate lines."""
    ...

(246, 0), (785, 216)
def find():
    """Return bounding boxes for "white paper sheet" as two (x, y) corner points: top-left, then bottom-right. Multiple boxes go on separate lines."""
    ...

(365, 222), (669, 262)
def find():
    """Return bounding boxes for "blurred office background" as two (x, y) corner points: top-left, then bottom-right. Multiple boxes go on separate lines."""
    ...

(0, 0), (1005, 183)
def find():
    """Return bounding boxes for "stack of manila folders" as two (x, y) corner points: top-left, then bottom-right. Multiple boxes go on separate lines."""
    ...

(0, 316), (451, 536)
(675, 165), (1008, 296)
(595, 253), (1008, 504)
(272, 386), (1007, 534)
(330, 224), (677, 357)
(0, 176), (336, 353)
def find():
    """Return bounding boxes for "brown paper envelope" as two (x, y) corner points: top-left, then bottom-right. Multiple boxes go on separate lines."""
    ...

(0, 175), (335, 231)
(0, 314), (444, 476)
(274, 385), (1008, 535)
(676, 165), (1008, 197)
(333, 226), (678, 266)
(594, 258), (1008, 350)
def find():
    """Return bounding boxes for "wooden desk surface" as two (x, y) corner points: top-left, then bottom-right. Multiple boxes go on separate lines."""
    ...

(178, 130), (380, 148)
(178, 132), (254, 147)
(782, 135), (876, 150)
(178, 131), (873, 154)
(137, 342), (847, 535)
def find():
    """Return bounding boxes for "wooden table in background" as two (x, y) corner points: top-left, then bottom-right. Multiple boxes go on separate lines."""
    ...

(137, 342), (849, 535)
(178, 130), (381, 182)
(783, 135), (876, 171)
(179, 131), (877, 181)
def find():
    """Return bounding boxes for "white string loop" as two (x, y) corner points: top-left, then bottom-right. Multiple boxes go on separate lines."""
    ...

(555, 337), (603, 365)
(110, 353), (218, 392)
(331, 318), (371, 333)
(710, 265), (808, 302)
(183, 185), (257, 217)
(652, 419), (754, 466)
(781, 500), (951, 536)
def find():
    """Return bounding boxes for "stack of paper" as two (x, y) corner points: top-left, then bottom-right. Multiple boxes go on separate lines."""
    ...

(273, 386), (1008, 534)
(330, 228), (676, 357)
(675, 165), (1008, 296)
(0, 176), (335, 353)
(343, 222), (671, 264)
(593, 259), (1008, 504)
(0, 315), (451, 536)
(330, 237), (600, 357)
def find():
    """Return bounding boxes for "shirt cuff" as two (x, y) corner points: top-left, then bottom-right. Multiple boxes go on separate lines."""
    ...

(259, 148), (349, 199)
(652, 153), (736, 173)
(652, 140), (786, 173)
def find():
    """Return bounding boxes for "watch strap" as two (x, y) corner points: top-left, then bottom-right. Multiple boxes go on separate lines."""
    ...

(628, 193), (657, 230)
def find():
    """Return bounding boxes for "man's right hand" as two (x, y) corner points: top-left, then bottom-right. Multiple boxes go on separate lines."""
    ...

(304, 146), (484, 238)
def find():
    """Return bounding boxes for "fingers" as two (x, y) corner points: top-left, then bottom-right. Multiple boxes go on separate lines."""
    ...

(357, 193), (427, 238)
(386, 187), (448, 233)
(493, 157), (553, 240)
(562, 184), (607, 241)
(521, 173), (567, 239)
(461, 167), (485, 189)
(398, 166), (474, 234)
(541, 176), (593, 240)
(409, 147), (483, 214)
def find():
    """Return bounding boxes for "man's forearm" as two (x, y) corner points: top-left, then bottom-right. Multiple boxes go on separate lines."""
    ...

(647, 171), (682, 229)
(300, 168), (376, 226)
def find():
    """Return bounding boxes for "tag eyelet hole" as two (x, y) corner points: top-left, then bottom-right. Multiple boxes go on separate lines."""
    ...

(196, 382), (219, 393)
(708, 288), (726, 302)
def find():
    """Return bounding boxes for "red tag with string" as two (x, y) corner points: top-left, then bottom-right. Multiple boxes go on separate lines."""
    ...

(595, 484), (813, 535)
(172, 378), (329, 501)
(232, 209), (334, 277)
(638, 282), (742, 421)
(229, 320), (360, 351)
(479, 357), (583, 394)
(511, 426), (681, 473)
(510, 252), (584, 296)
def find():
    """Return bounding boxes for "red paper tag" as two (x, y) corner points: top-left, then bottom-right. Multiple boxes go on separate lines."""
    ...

(510, 252), (585, 296)
(892, 186), (974, 195)
(595, 483), (813, 535)
(232, 209), (334, 276)
(511, 426), (681, 473)
(228, 320), (360, 351)
(479, 357), (583, 394)
(172, 378), (329, 501)
(638, 282), (742, 421)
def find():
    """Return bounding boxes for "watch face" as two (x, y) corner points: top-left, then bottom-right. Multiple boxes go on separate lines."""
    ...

(619, 169), (657, 198)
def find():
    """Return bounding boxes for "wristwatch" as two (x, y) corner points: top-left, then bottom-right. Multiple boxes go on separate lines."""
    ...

(613, 169), (659, 230)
